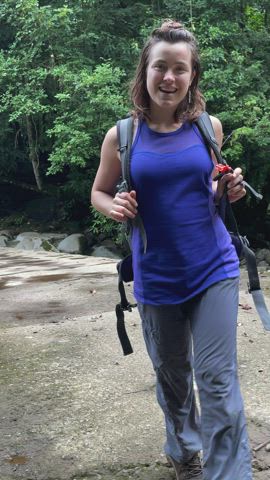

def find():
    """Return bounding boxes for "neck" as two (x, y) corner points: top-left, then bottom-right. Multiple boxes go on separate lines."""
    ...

(147, 106), (181, 132)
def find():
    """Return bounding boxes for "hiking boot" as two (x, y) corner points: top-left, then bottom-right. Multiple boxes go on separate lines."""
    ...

(166, 453), (203, 479)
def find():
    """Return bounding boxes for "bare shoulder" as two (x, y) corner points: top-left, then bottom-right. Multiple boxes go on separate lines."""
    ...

(103, 125), (118, 148)
(210, 115), (223, 135)
(210, 115), (223, 149)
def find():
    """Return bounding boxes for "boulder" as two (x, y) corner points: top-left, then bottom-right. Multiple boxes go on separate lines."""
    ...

(57, 234), (87, 254)
(264, 250), (270, 265)
(0, 230), (13, 239)
(90, 245), (121, 260)
(0, 236), (7, 247)
(256, 248), (270, 263)
(6, 240), (20, 248)
(39, 233), (67, 243)
(15, 232), (67, 248)
(15, 237), (35, 250)
(257, 260), (268, 268)
(16, 232), (41, 241)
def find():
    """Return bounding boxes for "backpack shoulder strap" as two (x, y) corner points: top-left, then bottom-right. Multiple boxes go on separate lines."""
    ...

(196, 112), (262, 200)
(195, 112), (226, 166)
(116, 116), (133, 192)
(196, 111), (228, 222)
(116, 116), (147, 253)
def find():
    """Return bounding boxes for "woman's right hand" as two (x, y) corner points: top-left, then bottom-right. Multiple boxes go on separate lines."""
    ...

(110, 190), (138, 223)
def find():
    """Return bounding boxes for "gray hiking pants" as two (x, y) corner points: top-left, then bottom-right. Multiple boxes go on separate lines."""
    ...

(138, 277), (253, 480)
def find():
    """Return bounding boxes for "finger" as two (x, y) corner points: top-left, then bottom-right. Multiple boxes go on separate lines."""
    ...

(110, 210), (129, 222)
(110, 211), (124, 222)
(112, 203), (136, 219)
(117, 191), (138, 209)
(114, 198), (137, 215)
(228, 188), (246, 203)
(218, 172), (234, 186)
(114, 194), (137, 214)
(129, 190), (138, 206)
(227, 176), (244, 190)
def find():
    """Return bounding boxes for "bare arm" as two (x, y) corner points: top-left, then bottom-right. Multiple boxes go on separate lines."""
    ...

(91, 126), (138, 222)
(210, 115), (246, 204)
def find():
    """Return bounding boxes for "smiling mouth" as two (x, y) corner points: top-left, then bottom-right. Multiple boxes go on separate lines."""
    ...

(159, 87), (177, 93)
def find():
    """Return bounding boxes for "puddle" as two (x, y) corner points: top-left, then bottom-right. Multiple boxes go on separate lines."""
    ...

(0, 277), (23, 288)
(26, 273), (71, 282)
(0, 279), (7, 289)
(6, 455), (29, 465)
(6, 280), (24, 287)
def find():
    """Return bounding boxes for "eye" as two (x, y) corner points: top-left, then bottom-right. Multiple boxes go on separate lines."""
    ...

(175, 67), (185, 74)
(153, 64), (165, 71)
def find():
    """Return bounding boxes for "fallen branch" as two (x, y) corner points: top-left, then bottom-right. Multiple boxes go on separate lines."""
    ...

(253, 440), (270, 452)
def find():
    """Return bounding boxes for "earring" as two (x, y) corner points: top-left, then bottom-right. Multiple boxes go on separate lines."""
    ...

(188, 89), (192, 105)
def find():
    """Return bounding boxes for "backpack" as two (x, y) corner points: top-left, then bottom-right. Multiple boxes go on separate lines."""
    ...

(115, 112), (270, 355)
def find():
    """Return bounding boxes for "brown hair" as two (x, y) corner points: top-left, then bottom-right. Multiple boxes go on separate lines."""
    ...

(130, 20), (205, 121)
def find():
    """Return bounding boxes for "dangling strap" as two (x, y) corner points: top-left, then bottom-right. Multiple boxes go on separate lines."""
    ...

(115, 303), (133, 355)
(226, 201), (270, 330)
(115, 256), (136, 355)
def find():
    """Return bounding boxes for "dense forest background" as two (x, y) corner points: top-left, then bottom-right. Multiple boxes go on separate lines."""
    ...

(0, 0), (269, 246)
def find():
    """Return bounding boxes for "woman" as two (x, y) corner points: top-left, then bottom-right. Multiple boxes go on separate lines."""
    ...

(91, 20), (253, 480)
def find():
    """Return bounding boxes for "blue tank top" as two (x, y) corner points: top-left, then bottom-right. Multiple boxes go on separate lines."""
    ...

(130, 120), (239, 305)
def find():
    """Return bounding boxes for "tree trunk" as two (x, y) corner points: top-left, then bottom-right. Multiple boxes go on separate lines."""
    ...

(25, 115), (43, 191)
(265, 6), (269, 30)
(238, 0), (246, 28)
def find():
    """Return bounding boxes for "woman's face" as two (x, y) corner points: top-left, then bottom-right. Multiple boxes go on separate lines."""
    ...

(146, 41), (195, 113)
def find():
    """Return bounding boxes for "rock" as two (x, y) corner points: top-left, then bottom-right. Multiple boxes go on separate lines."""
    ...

(264, 250), (270, 265)
(16, 232), (41, 241)
(57, 234), (87, 254)
(32, 238), (43, 250)
(101, 239), (118, 249)
(0, 230), (13, 239)
(90, 245), (121, 259)
(15, 232), (67, 248)
(15, 237), (35, 250)
(39, 233), (67, 243)
(256, 249), (270, 263)
(258, 260), (268, 268)
(6, 240), (20, 248)
(30, 238), (57, 252)
(0, 236), (7, 247)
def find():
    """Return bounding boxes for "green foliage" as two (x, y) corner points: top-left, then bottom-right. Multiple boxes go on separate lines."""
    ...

(90, 207), (122, 244)
(0, 0), (269, 240)
(47, 63), (128, 174)
(0, 212), (28, 228)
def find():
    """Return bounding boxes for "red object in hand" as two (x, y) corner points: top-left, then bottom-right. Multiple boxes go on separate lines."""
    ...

(213, 164), (233, 181)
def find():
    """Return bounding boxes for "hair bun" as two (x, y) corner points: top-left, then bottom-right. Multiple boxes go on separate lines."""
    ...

(160, 20), (184, 31)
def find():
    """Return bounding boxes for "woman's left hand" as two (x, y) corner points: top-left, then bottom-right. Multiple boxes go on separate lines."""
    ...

(216, 167), (246, 203)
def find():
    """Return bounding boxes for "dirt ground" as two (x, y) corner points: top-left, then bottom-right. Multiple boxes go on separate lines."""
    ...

(0, 247), (270, 480)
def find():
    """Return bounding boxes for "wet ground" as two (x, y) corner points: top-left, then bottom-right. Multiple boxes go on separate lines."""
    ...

(0, 247), (270, 480)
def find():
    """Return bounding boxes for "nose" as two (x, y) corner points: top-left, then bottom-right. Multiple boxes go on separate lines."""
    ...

(163, 69), (174, 82)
